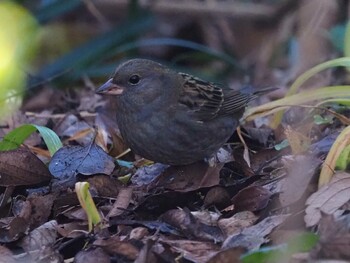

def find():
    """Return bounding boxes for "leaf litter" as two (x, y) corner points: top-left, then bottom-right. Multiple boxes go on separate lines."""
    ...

(1, 2), (350, 261)
(2, 100), (347, 262)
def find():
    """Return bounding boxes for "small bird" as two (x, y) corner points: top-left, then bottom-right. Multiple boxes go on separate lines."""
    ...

(96, 59), (271, 165)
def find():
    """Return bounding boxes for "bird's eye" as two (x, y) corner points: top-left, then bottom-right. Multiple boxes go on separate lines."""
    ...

(128, 74), (140, 85)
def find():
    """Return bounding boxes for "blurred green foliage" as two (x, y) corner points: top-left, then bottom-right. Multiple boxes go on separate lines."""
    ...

(0, 1), (39, 121)
(25, 0), (240, 89)
(241, 232), (319, 263)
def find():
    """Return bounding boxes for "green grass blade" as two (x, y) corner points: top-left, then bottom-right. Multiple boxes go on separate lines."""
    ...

(0, 124), (62, 155)
(244, 85), (350, 121)
(272, 57), (350, 127)
(34, 125), (63, 155)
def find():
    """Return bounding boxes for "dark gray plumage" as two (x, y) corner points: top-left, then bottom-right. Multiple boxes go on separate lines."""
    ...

(96, 59), (270, 165)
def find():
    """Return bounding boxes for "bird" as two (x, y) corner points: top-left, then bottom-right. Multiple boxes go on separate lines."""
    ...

(96, 58), (272, 165)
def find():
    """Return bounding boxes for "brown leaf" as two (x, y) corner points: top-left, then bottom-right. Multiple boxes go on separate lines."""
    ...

(56, 222), (88, 238)
(218, 211), (258, 237)
(19, 220), (58, 252)
(204, 186), (231, 209)
(161, 208), (224, 242)
(311, 214), (350, 260)
(152, 161), (223, 192)
(231, 185), (272, 212)
(95, 111), (128, 156)
(207, 247), (246, 263)
(159, 238), (220, 263)
(0, 217), (29, 243)
(190, 210), (220, 225)
(13, 194), (55, 229)
(0, 148), (52, 186)
(107, 187), (133, 218)
(75, 247), (110, 263)
(222, 214), (289, 250)
(305, 172), (350, 227)
(94, 236), (139, 260)
(130, 227), (149, 240)
(87, 175), (122, 197)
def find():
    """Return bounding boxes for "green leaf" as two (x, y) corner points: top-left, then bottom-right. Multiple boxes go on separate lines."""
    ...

(287, 232), (319, 252)
(241, 232), (318, 263)
(274, 139), (289, 151)
(320, 125), (350, 187)
(0, 124), (62, 156)
(75, 182), (101, 231)
(241, 245), (286, 263)
(313, 115), (333, 125)
(34, 125), (63, 155)
(335, 144), (350, 170)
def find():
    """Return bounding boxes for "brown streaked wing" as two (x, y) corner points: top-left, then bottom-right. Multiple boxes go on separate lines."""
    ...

(221, 90), (253, 115)
(178, 73), (224, 120)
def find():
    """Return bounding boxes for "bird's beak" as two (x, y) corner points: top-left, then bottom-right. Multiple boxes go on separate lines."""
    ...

(96, 78), (124, 95)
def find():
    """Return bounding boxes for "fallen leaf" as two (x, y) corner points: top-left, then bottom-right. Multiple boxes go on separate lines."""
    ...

(218, 211), (258, 237)
(204, 186), (231, 209)
(54, 113), (93, 145)
(207, 247), (245, 263)
(0, 217), (29, 243)
(56, 222), (88, 238)
(311, 214), (350, 260)
(159, 238), (220, 263)
(20, 220), (57, 252)
(87, 175), (122, 197)
(131, 163), (169, 187)
(14, 194), (55, 229)
(152, 161), (223, 192)
(305, 172), (350, 227)
(231, 185), (272, 212)
(222, 214), (289, 250)
(107, 186), (133, 218)
(49, 142), (115, 180)
(94, 236), (139, 260)
(0, 148), (52, 186)
(95, 111), (128, 156)
(75, 247), (110, 263)
(161, 208), (224, 242)
(16, 247), (63, 263)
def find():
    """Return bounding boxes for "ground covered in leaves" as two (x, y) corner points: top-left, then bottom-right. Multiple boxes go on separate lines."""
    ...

(1, 0), (350, 263)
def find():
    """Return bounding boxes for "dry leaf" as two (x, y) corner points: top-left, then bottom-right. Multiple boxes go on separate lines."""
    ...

(305, 172), (350, 227)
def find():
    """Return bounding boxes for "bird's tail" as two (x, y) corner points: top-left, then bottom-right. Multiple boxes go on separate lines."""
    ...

(248, 86), (278, 102)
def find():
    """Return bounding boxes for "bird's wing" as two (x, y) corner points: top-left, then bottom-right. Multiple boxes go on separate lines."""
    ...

(178, 73), (252, 120)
